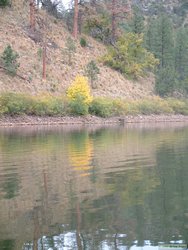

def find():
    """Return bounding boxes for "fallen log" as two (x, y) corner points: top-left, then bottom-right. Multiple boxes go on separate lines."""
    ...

(0, 65), (29, 82)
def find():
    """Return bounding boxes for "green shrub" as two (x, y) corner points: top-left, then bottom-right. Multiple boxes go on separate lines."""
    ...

(101, 33), (159, 78)
(31, 95), (66, 116)
(84, 14), (111, 44)
(68, 94), (89, 115)
(1, 45), (20, 76)
(136, 98), (173, 115)
(167, 98), (188, 115)
(125, 101), (140, 115)
(89, 98), (114, 117)
(0, 93), (33, 115)
(84, 60), (100, 89)
(63, 37), (76, 65)
(0, 93), (187, 117)
(37, 47), (43, 60)
(0, 0), (10, 7)
(80, 37), (87, 47)
(112, 99), (129, 115)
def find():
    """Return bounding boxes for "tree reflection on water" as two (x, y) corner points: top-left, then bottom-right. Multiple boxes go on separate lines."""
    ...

(0, 124), (187, 249)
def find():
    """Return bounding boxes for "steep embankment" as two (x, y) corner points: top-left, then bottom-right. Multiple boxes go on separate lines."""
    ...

(0, 3), (155, 99)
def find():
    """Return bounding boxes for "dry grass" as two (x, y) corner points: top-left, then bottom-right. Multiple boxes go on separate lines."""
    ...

(0, 3), (155, 99)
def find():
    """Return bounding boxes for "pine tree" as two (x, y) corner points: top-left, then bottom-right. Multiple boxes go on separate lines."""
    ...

(64, 37), (76, 65)
(155, 67), (177, 96)
(146, 15), (175, 68)
(29, 0), (36, 32)
(175, 27), (188, 93)
(129, 6), (145, 34)
(1, 45), (20, 76)
(108, 0), (130, 41)
(145, 18), (158, 52)
(155, 14), (175, 69)
(145, 14), (176, 96)
(0, 0), (9, 7)
(175, 28), (188, 78)
(84, 60), (100, 88)
(73, 0), (79, 39)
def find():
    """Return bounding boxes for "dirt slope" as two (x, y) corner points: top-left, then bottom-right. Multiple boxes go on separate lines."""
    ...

(0, 3), (155, 100)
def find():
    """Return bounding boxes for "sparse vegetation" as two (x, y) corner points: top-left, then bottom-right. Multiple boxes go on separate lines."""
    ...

(1, 0), (188, 117)
(63, 37), (76, 65)
(37, 47), (43, 60)
(84, 60), (100, 88)
(80, 37), (87, 47)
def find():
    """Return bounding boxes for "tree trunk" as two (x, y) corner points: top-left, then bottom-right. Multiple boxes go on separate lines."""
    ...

(76, 201), (82, 250)
(42, 43), (46, 80)
(73, 0), (79, 39)
(111, 0), (116, 41)
(30, 0), (35, 31)
(42, 13), (47, 80)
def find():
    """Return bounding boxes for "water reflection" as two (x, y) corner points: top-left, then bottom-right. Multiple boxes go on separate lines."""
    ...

(0, 123), (188, 249)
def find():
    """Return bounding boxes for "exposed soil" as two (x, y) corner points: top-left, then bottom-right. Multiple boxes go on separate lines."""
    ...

(0, 114), (188, 127)
(0, 4), (155, 100)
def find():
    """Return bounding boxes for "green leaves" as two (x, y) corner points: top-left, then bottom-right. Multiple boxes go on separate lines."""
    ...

(129, 6), (145, 34)
(102, 33), (158, 78)
(1, 45), (20, 76)
(84, 60), (100, 88)
(145, 14), (188, 96)
(0, 0), (10, 7)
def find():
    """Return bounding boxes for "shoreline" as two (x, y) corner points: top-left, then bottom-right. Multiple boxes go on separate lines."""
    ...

(0, 114), (188, 126)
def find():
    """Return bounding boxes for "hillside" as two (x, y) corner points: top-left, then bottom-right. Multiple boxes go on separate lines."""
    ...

(0, 3), (155, 100)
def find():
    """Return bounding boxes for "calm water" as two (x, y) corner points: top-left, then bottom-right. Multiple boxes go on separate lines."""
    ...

(0, 123), (188, 250)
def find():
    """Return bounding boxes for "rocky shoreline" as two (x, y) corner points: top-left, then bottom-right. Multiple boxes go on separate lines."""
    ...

(0, 114), (188, 126)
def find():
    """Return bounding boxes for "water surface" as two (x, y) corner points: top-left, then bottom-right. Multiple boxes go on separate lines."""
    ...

(0, 123), (188, 250)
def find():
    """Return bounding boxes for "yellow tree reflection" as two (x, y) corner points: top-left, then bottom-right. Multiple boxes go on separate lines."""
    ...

(68, 132), (93, 177)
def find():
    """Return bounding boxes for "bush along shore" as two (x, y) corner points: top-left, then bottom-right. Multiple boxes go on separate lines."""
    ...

(0, 92), (188, 126)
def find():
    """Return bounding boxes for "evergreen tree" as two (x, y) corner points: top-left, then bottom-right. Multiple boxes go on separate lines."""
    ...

(1, 45), (20, 76)
(146, 15), (175, 68)
(73, 0), (79, 39)
(145, 18), (158, 52)
(175, 28), (188, 86)
(155, 14), (175, 69)
(155, 67), (177, 96)
(84, 60), (100, 88)
(145, 14), (176, 96)
(129, 6), (145, 34)
(0, 0), (9, 7)
(64, 37), (76, 65)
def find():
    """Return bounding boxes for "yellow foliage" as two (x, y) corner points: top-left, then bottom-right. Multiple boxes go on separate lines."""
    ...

(68, 135), (93, 177)
(66, 76), (93, 105)
(101, 33), (159, 78)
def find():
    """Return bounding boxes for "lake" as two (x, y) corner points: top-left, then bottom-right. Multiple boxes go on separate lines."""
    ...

(0, 123), (188, 250)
